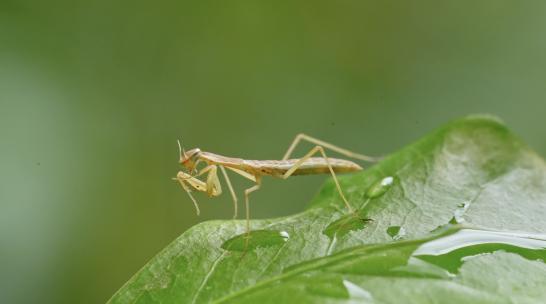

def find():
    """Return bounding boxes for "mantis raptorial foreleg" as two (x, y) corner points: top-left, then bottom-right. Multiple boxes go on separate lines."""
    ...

(282, 133), (379, 162)
(177, 164), (240, 221)
(193, 164), (240, 219)
(282, 145), (354, 213)
(175, 166), (223, 215)
(175, 171), (206, 215)
(202, 165), (222, 197)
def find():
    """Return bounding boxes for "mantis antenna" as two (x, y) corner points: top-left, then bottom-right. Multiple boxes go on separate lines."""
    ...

(177, 139), (184, 160)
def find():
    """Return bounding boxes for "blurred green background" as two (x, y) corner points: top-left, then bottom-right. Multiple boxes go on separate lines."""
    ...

(1, 1), (546, 303)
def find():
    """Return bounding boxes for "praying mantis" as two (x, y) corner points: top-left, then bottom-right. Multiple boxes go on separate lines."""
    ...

(174, 134), (380, 235)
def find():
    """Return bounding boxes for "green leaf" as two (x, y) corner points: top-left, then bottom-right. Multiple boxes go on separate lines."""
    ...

(108, 115), (546, 304)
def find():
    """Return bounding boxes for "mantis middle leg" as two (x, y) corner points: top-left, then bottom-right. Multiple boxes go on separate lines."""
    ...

(243, 176), (262, 236)
(219, 166), (238, 219)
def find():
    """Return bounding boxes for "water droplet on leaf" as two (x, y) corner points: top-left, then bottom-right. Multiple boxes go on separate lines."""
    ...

(221, 230), (289, 252)
(413, 228), (546, 274)
(387, 226), (406, 240)
(449, 201), (471, 224)
(323, 214), (372, 239)
(342, 280), (374, 301)
(366, 176), (394, 198)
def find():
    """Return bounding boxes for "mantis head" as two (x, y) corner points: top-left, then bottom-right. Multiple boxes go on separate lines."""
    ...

(178, 140), (201, 173)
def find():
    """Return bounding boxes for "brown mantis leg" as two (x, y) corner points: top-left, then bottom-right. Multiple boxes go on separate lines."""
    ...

(282, 146), (354, 213)
(219, 165), (238, 219)
(243, 176), (262, 236)
(282, 133), (380, 162)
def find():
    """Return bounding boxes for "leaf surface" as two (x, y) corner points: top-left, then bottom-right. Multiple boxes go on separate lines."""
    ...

(109, 116), (546, 304)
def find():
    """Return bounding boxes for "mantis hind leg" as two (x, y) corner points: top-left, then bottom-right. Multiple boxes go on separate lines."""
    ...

(282, 146), (354, 213)
(282, 133), (380, 162)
